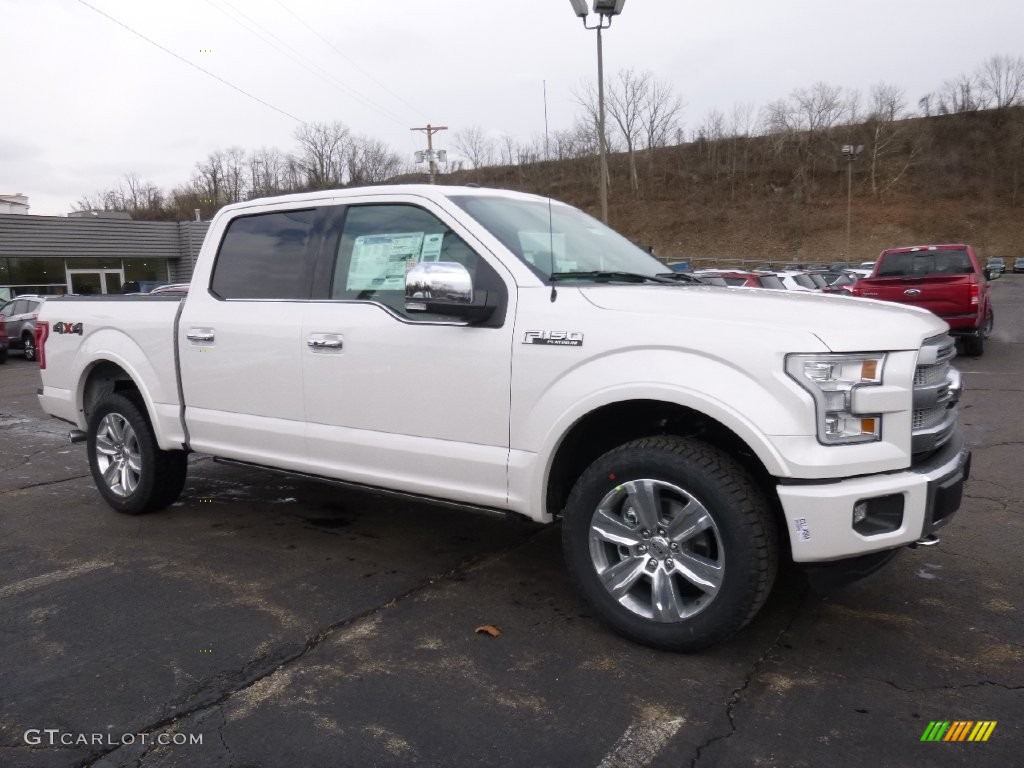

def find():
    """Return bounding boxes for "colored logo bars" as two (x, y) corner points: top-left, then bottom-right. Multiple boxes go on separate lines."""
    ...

(921, 721), (997, 742)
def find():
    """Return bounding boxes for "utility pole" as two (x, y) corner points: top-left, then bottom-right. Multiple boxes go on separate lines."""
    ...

(840, 144), (863, 260)
(411, 124), (448, 184)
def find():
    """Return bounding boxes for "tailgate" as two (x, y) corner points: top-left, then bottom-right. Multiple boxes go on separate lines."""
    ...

(855, 275), (974, 316)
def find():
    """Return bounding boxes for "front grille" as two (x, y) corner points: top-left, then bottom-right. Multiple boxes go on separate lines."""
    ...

(912, 334), (960, 454)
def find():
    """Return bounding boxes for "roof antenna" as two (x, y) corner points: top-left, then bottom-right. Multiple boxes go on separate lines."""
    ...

(544, 79), (557, 302)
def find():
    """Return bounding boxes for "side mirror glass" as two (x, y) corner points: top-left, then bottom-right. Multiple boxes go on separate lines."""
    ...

(985, 268), (1000, 280)
(405, 262), (496, 322)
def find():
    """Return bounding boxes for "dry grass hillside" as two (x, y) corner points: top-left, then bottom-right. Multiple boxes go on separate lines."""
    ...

(441, 108), (1024, 267)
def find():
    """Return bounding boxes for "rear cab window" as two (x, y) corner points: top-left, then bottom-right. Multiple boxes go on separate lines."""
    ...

(211, 209), (319, 299)
(876, 249), (974, 278)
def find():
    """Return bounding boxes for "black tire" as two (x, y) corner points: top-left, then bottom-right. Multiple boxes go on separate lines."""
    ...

(86, 392), (188, 514)
(0, 346), (7, 364)
(562, 436), (778, 652)
(22, 333), (35, 362)
(962, 308), (994, 357)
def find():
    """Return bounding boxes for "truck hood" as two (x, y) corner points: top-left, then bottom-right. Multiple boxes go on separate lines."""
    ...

(579, 285), (949, 352)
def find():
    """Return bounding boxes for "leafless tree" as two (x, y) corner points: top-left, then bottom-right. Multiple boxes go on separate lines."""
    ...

(978, 54), (1024, 108)
(606, 68), (650, 193)
(866, 82), (913, 196)
(346, 136), (403, 184)
(641, 77), (684, 150)
(937, 74), (984, 113)
(222, 146), (249, 203)
(792, 82), (846, 132)
(248, 146), (287, 198)
(294, 120), (350, 188)
(453, 126), (496, 169)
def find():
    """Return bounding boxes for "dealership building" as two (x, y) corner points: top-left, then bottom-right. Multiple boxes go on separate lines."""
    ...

(0, 205), (209, 301)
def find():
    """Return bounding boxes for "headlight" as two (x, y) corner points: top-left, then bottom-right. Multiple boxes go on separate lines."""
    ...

(786, 353), (886, 445)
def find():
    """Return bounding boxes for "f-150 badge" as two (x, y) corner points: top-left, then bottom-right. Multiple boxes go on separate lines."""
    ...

(524, 330), (583, 346)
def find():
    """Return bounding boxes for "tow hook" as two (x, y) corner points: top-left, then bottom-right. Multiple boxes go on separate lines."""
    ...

(910, 534), (940, 548)
(69, 430), (87, 444)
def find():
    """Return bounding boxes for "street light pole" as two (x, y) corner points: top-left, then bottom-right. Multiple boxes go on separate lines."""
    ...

(596, 22), (608, 223)
(840, 144), (863, 261)
(569, 1), (626, 225)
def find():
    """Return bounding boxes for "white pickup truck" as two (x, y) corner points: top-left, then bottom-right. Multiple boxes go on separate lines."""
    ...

(36, 185), (970, 651)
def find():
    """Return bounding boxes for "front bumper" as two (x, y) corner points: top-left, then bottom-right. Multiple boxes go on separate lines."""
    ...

(777, 431), (970, 562)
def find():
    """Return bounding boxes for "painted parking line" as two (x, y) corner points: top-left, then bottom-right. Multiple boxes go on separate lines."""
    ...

(597, 710), (685, 768)
(0, 561), (113, 600)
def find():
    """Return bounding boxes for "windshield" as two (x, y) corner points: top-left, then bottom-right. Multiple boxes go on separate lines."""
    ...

(450, 195), (665, 281)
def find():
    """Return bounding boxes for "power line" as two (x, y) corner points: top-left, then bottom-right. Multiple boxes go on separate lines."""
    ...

(76, 0), (303, 123)
(206, 0), (411, 127)
(273, 0), (429, 121)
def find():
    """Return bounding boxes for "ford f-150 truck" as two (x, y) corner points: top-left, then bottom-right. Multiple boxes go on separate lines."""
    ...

(851, 244), (996, 356)
(35, 185), (970, 651)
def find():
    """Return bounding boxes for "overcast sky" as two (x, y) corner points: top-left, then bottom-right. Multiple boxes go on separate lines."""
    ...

(3, 0), (1022, 216)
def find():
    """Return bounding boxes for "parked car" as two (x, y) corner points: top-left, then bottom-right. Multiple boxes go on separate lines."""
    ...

(1013, 257), (1024, 274)
(696, 266), (782, 286)
(773, 270), (822, 292)
(0, 313), (8, 364)
(0, 295), (46, 361)
(986, 258), (1005, 277)
(851, 244), (994, 356)
(35, 184), (970, 652)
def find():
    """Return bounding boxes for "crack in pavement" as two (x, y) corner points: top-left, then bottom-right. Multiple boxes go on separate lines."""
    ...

(0, 472), (92, 497)
(871, 678), (1024, 693)
(77, 529), (543, 768)
(690, 589), (810, 768)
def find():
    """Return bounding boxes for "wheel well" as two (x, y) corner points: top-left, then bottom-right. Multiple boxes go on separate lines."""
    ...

(82, 361), (142, 423)
(546, 400), (780, 523)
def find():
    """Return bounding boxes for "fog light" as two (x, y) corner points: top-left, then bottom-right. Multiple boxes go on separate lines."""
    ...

(853, 502), (868, 525)
(852, 494), (904, 535)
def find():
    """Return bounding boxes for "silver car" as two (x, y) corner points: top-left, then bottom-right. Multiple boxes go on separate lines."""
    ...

(0, 295), (46, 361)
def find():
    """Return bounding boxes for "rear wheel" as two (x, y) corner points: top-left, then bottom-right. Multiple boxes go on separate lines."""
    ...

(22, 333), (35, 362)
(561, 436), (778, 652)
(87, 393), (187, 514)
(962, 309), (992, 357)
(0, 346), (7, 364)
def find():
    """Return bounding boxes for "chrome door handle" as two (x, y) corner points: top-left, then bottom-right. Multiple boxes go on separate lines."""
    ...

(307, 338), (343, 349)
(187, 329), (215, 343)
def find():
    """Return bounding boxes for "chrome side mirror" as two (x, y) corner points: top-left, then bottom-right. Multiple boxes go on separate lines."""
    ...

(405, 262), (496, 322)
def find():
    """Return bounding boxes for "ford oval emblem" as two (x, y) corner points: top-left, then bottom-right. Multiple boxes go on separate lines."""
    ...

(904, 288), (922, 296)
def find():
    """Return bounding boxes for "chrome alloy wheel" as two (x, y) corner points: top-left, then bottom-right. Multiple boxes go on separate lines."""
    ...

(588, 479), (724, 622)
(94, 413), (143, 497)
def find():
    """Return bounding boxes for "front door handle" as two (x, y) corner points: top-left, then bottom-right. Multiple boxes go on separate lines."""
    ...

(187, 328), (215, 343)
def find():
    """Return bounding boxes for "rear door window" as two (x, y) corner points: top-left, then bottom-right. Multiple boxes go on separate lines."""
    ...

(211, 209), (319, 299)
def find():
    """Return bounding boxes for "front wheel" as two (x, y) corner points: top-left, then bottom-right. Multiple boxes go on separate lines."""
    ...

(87, 393), (188, 514)
(562, 436), (778, 652)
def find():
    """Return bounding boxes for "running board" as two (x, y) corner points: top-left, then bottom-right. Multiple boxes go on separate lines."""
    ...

(210, 457), (522, 521)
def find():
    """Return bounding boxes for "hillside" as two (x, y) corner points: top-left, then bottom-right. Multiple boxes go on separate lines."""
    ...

(441, 108), (1024, 267)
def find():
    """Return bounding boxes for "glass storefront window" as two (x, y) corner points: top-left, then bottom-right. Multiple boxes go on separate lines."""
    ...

(123, 259), (169, 282)
(63, 258), (122, 270)
(8, 258), (66, 284)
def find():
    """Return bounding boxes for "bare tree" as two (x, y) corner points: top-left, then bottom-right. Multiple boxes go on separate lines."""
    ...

(294, 120), (350, 188)
(452, 126), (496, 169)
(791, 82), (846, 132)
(222, 146), (249, 203)
(866, 82), (911, 196)
(346, 136), (403, 184)
(641, 77), (684, 150)
(248, 146), (287, 198)
(937, 73), (983, 113)
(978, 54), (1024, 108)
(606, 68), (650, 193)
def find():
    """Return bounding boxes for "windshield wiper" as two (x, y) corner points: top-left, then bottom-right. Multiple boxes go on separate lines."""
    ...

(655, 271), (704, 284)
(549, 271), (677, 284)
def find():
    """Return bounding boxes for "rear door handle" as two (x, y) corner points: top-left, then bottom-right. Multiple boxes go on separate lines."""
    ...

(307, 334), (343, 350)
(187, 328), (215, 343)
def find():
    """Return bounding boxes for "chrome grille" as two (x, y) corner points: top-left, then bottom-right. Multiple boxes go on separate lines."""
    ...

(912, 334), (960, 454)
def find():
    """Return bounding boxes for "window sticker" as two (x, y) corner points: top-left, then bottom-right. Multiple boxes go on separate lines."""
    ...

(347, 232), (425, 290)
(420, 233), (443, 261)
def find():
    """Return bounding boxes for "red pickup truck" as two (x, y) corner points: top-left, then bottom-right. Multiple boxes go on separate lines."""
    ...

(850, 244), (996, 356)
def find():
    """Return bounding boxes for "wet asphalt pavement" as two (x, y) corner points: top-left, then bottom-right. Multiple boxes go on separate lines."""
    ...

(1, 278), (1022, 768)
